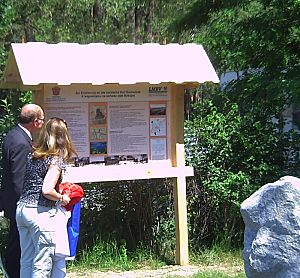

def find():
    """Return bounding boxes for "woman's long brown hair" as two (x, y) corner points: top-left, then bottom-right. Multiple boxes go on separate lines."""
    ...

(33, 117), (76, 160)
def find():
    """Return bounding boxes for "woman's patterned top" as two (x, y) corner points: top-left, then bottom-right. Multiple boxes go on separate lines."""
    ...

(18, 154), (65, 207)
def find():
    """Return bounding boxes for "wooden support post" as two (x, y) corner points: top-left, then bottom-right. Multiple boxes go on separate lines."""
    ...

(170, 84), (189, 265)
(173, 143), (189, 265)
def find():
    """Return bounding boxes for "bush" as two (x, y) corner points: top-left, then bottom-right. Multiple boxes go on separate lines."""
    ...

(77, 179), (176, 262)
(184, 78), (300, 248)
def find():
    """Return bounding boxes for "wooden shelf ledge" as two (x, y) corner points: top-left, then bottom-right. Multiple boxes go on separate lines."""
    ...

(62, 163), (194, 183)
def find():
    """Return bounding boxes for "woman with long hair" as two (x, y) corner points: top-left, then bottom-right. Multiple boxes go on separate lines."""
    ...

(16, 117), (76, 277)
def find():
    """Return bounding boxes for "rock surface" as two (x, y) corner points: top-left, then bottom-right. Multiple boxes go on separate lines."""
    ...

(240, 176), (300, 278)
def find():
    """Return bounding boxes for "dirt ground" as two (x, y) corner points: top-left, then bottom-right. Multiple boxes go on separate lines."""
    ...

(67, 264), (245, 277)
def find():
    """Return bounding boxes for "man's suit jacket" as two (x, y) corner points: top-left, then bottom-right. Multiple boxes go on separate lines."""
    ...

(0, 125), (32, 219)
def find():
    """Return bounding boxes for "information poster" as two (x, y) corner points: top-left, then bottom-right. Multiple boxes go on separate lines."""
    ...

(44, 84), (170, 164)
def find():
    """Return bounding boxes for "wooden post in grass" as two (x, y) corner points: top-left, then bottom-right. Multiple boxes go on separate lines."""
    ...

(171, 84), (189, 265)
(173, 143), (189, 265)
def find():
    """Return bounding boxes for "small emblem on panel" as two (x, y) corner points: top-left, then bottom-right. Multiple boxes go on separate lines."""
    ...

(52, 86), (61, 96)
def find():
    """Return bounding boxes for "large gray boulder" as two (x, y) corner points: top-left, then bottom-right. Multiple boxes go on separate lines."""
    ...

(240, 176), (300, 278)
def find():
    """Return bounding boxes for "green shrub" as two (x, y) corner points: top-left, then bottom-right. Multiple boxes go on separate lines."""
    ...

(184, 78), (300, 248)
(0, 216), (9, 254)
(77, 179), (175, 261)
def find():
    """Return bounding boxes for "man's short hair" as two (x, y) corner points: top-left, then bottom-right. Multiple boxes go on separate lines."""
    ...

(18, 104), (42, 124)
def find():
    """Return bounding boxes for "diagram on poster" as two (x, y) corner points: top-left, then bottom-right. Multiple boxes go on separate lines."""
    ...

(150, 118), (166, 137)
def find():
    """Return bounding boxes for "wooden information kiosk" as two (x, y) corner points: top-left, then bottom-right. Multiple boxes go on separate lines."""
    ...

(1, 42), (219, 265)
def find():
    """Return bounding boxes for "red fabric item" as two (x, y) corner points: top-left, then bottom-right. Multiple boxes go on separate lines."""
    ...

(58, 182), (84, 211)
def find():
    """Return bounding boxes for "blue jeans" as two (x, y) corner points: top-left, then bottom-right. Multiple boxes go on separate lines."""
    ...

(16, 203), (66, 278)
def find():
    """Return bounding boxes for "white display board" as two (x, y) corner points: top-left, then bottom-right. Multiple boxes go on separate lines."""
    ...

(44, 84), (171, 164)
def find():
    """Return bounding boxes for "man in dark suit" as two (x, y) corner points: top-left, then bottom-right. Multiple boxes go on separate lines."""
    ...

(0, 104), (44, 278)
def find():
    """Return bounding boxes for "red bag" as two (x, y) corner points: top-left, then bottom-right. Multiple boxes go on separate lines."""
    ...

(58, 182), (84, 211)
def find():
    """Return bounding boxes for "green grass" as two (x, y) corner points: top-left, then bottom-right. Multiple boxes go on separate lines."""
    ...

(67, 237), (246, 277)
(187, 247), (245, 278)
(190, 246), (244, 267)
(67, 237), (166, 272)
(188, 234), (245, 277)
(0, 230), (246, 277)
(188, 271), (245, 278)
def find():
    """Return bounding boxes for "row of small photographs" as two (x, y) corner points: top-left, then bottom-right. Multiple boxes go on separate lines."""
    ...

(73, 153), (148, 166)
(105, 154), (148, 165)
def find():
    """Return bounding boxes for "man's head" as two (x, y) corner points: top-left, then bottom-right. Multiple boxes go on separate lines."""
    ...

(19, 104), (44, 133)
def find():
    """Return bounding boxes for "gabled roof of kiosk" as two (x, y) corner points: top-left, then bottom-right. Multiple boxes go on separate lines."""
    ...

(1, 42), (219, 90)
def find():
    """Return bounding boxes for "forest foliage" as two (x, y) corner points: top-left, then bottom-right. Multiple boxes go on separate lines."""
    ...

(0, 0), (300, 260)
